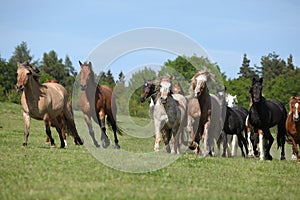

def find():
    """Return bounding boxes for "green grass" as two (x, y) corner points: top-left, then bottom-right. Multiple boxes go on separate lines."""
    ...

(0, 102), (300, 199)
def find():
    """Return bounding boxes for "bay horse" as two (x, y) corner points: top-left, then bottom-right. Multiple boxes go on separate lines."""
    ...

(153, 75), (187, 153)
(286, 96), (300, 161)
(16, 62), (83, 148)
(79, 61), (122, 149)
(249, 77), (286, 160)
(188, 69), (223, 157)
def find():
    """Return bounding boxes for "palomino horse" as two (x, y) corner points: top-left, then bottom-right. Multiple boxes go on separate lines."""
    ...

(79, 61), (122, 149)
(249, 77), (286, 160)
(286, 96), (300, 161)
(16, 62), (83, 148)
(188, 69), (223, 157)
(153, 75), (187, 153)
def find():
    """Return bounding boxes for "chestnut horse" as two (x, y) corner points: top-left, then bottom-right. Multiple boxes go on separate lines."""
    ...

(249, 77), (286, 160)
(286, 96), (300, 161)
(79, 61), (122, 149)
(16, 62), (83, 148)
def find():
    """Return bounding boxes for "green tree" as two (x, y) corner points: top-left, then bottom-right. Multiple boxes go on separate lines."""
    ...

(238, 53), (257, 79)
(127, 67), (156, 117)
(161, 55), (224, 95)
(9, 41), (35, 64)
(259, 52), (287, 84)
(106, 70), (115, 88)
(39, 50), (65, 82)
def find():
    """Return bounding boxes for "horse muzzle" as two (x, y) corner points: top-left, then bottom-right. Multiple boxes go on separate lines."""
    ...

(16, 85), (24, 92)
(140, 96), (146, 103)
(160, 97), (167, 104)
(293, 116), (299, 122)
(80, 84), (87, 91)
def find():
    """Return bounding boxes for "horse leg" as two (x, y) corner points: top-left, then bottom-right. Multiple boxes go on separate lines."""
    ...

(22, 112), (30, 146)
(61, 115), (67, 146)
(278, 124), (286, 160)
(221, 131), (227, 157)
(63, 109), (84, 146)
(163, 129), (172, 153)
(44, 117), (55, 147)
(290, 138), (299, 161)
(258, 131), (264, 160)
(83, 114), (99, 147)
(237, 133), (248, 157)
(53, 118), (65, 149)
(231, 135), (237, 157)
(99, 109), (110, 148)
(108, 115), (120, 149)
(263, 129), (274, 160)
(246, 117), (254, 157)
(202, 120), (211, 157)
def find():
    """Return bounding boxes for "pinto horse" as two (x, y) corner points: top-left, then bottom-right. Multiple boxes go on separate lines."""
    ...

(249, 77), (286, 160)
(188, 69), (223, 157)
(286, 96), (300, 161)
(152, 75), (187, 153)
(79, 61), (122, 149)
(16, 62), (83, 148)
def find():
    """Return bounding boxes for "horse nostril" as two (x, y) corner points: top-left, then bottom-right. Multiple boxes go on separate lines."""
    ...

(16, 85), (24, 92)
(140, 97), (145, 103)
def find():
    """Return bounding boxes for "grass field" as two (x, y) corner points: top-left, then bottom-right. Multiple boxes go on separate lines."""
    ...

(0, 102), (300, 199)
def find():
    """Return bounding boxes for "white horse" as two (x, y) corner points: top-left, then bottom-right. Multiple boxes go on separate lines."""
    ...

(153, 76), (187, 154)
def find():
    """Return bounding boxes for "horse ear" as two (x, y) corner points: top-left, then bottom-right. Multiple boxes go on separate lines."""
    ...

(79, 61), (83, 67)
(17, 62), (21, 68)
(252, 77), (256, 85)
(88, 62), (92, 67)
(259, 78), (263, 84)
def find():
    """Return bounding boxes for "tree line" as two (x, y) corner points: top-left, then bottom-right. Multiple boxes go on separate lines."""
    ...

(1, 42), (299, 117)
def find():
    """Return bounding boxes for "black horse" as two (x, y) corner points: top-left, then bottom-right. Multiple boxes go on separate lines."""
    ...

(221, 106), (249, 157)
(249, 78), (286, 160)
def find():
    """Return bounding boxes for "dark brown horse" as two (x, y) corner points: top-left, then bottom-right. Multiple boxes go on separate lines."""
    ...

(249, 77), (286, 160)
(79, 61), (122, 148)
(286, 96), (300, 161)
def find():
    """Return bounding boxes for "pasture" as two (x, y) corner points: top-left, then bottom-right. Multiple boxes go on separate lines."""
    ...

(0, 102), (300, 199)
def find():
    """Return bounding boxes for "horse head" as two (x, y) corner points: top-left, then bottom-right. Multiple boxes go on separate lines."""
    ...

(190, 68), (214, 98)
(289, 96), (300, 122)
(250, 77), (263, 103)
(16, 62), (41, 92)
(159, 75), (173, 104)
(79, 61), (93, 91)
(140, 80), (156, 103)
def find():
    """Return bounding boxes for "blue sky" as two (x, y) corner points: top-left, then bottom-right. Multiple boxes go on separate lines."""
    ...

(1, 0), (300, 79)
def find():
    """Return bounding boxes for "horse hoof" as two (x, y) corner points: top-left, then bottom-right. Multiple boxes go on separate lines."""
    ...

(280, 156), (286, 160)
(265, 154), (273, 161)
(114, 144), (120, 149)
(101, 139), (110, 148)
(23, 143), (27, 146)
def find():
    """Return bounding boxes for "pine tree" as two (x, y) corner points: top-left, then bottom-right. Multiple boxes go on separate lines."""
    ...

(238, 53), (257, 79)
(106, 70), (115, 88)
(9, 41), (34, 64)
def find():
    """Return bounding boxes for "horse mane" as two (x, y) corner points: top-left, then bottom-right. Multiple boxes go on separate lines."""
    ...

(18, 61), (41, 80)
(189, 68), (214, 96)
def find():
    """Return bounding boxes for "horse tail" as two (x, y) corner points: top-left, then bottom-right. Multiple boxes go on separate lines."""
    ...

(106, 116), (124, 136)
(276, 102), (287, 150)
(63, 104), (84, 145)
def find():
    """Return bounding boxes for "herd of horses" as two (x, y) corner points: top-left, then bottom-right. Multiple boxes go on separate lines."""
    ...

(15, 61), (300, 162)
